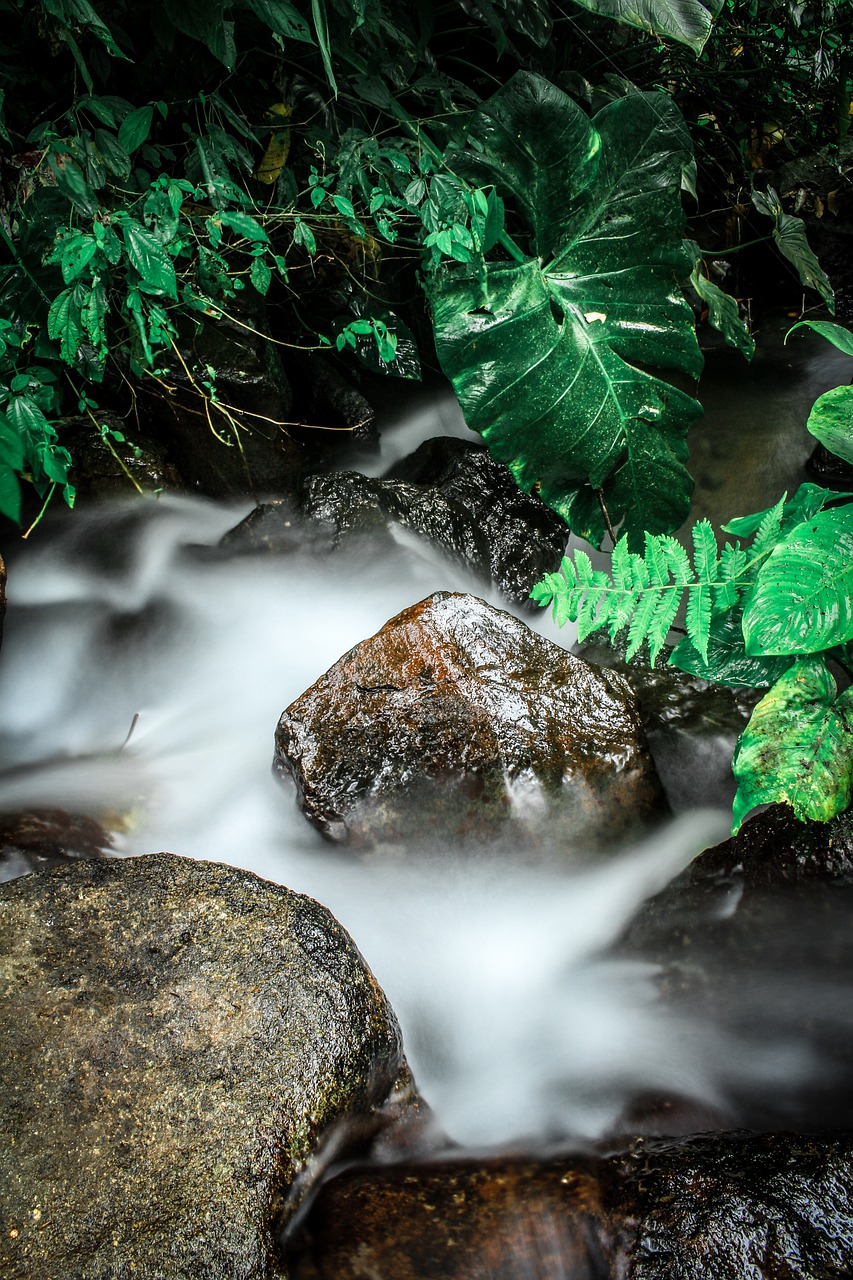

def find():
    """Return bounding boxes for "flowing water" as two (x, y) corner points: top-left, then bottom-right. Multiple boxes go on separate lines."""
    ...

(1, 315), (852, 1151)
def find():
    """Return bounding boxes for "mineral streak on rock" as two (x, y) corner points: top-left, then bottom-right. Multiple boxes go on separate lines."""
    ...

(275, 591), (665, 851)
(0, 853), (405, 1280)
(289, 1131), (853, 1279)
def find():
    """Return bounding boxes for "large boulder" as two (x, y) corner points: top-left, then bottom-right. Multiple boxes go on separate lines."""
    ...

(287, 1132), (853, 1279)
(221, 438), (569, 606)
(274, 592), (665, 852)
(0, 853), (406, 1279)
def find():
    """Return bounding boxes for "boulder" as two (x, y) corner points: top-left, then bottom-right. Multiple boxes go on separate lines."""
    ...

(287, 1132), (853, 1279)
(300, 438), (569, 605)
(576, 641), (760, 811)
(274, 592), (665, 852)
(0, 853), (406, 1280)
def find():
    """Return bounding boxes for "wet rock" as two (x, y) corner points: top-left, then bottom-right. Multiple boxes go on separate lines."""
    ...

(63, 411), (184, 502)
(806, 440), (853, 489)
(0, 853), (405, 1279)
(621, 805), (853, 1130)
(220, 496), (338, 557)
(299, 438), (568, 605)
(142, 299), (305, 499)
(274, 592), (665, 852)
(0, 808), (114, 881)
(576, 641), (760, 811)
(288, 1132), (853, 1279)
(0, 550), (5, 647)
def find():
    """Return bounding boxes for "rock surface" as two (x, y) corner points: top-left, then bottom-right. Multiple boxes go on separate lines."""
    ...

(576, 641), (760, 812)
(275, 591), (665, 851)
(288, 1131), (853, 1279)
(0, 853), (405, 1279)
(0, 808), (114, 882)
(621, 804), (853, 1130)
(301, 438), (568, 605)
(142, 301), (304, 499)
(63, 411), (184, 502)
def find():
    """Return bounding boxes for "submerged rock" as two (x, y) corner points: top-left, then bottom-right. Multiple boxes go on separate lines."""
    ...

(0, 808), (114, 881)
(274, 591), (665, 852)
(288, 1131), (853, 1279)
(0, 853), (405, 1279)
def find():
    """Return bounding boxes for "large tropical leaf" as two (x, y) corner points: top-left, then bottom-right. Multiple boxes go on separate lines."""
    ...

(732, 657), (853, 831)
(742, 504), (853, 655)
(426, 74), (703, 549)
(806, 385), (853, 465)
(568, 0), (723, 53)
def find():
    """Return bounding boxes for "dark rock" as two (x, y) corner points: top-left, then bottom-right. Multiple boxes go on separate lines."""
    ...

(274, 591), (665, 852)
(62, 411), (184, 502)
(141, 299), (305, 499)
(220, 496), (338, 557)
(576, 641), (760, 811)
(0, 550), (5, 647)
(806, 440), (853, 489)
(288, 1131), (853, 1279)
(299, 438), (568, 605)
(0, 853), (406, 1279)
(0, 808), (114, 881)
(621, 805), (853, 1130)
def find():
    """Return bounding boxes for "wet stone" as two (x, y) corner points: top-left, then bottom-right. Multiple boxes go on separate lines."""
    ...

(0, 808), (115, 882)
(576, 640), (760, 811)
(288, 1132), (853, 1280)
(300, 438), (568, 606)
(0, 853), (405, 1280)
(274, 591), (665, 853)
(62, 411), (184, 503)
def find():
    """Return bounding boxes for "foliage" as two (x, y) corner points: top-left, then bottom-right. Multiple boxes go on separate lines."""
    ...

(534, 315), (853, 831)
(426, 74), (704, 551)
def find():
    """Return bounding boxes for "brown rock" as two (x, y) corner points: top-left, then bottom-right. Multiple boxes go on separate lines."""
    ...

(0, 853), (406, 1279)
(274, 592), (665, 852)
(288, 1132), (853, 1279)
(0, 808), (114, 881)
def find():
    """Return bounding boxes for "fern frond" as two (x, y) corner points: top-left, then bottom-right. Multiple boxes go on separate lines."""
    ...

(648, 587), (683, 665)
(660, 535), (692, 586)
(625, 589), (662, 661)
(750, 493), (786, 558)
(713, 542), (749, 611)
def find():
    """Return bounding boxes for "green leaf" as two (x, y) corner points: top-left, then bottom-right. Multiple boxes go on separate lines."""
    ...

(55, 233), (99, 283)
(48, 151), (97, 218)
(163, 0), (236, 67)
(47, 284), (86, 363)
(121, 219), (178, 298)
(751, 187), (834, 313)
(250, 257), (272, 295)
(218, 211), (269, 242)
(743, 505), (853, 655)
(732, 658), (853, 831)
(117, 105), (154, 155)
(245, 0), (313, 40)
(670, 609), (794, 687)
(426, 75), (703, 550)
(311, 0), (338, 96)
(566, 0), (723, 52)
(805, 385), (853, 465)
(785, 319), (853, 358)
(93, 129), (132, 179)
(688, 243), (754, 361)
(0, 464), (22, 524)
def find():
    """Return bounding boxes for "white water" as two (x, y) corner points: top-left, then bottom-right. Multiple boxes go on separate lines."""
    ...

(0, 494), (839, 1147)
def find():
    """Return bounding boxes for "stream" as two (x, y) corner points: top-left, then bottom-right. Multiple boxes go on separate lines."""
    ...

(1, 312), (852, 1155)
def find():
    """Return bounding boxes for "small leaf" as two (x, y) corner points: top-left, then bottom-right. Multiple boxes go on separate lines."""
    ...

(732, 658), (853, 831)
(118, 105), (154, 155)
(121, 219), (178, 298)
(786, 319), (853, 358)
(250, 257), (272, 295)
(689, 245), (754, 361)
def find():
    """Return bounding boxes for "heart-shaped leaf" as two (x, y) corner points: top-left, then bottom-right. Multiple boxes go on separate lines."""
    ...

(426, 74), (703, 548)
(568, 0), (723, 53)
